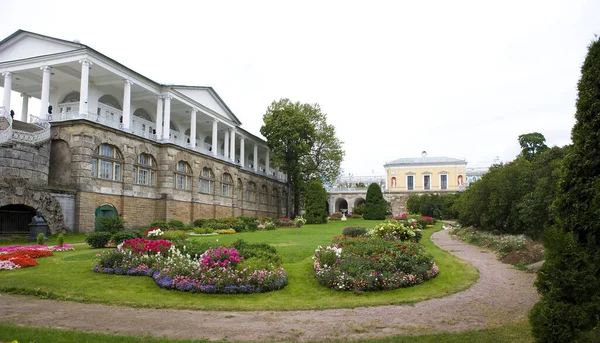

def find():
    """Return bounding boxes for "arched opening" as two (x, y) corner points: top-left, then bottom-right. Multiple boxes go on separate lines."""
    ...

(49, 139), (71, 186)
(335, 198), (348, 213)
(133, 108), (152, 121)
(98, 94), (122, 110)
(94, 204), (118, 232)
(354, 197), (365, 207)
(0, 204), (36, 235)
(60, 91), (80, 104)
(458, 175), (464, 186)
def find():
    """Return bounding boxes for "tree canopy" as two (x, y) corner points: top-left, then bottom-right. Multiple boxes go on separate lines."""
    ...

(260, 99), (344, 217)
(518, 132), (548, 161)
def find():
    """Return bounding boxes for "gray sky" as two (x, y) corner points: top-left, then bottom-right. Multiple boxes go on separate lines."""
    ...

(1, 0), (599, 175)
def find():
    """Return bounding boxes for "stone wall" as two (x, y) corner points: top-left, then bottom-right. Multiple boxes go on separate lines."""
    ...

(0, 141), (50, 186)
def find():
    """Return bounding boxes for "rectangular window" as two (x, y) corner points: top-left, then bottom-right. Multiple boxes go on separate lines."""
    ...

(407, 175), (414, 190)
(424, 175), (431, 190)
(139, 169), (148, 185)
(177, 174), (185, 190)
(150, 171), (156, 186)
(132, 167), (137, 184)
(92, 158), (98, 177)
(114, 163), (121, 181)
(223, 184), (231, 197)
(440, 174), (448, 190)
(100, 160), (112, 179)
(200, 179), (212, 194)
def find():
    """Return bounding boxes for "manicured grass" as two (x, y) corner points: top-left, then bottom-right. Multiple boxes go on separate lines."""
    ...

(0, 233), (87, 246)
(0, 321), (533, 343)
(0, 220), (478, 311)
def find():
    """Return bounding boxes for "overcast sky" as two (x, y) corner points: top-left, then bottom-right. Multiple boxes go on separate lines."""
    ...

(1, 0), (599, 176)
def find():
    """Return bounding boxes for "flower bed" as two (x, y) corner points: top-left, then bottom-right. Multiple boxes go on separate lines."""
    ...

(0, 244), (75, 253)
(94, 238), (287, 294)
(313, 235), (438, 291)
(0, 249), (54, 269)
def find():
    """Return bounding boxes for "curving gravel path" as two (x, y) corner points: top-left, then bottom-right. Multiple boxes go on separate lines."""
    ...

(0, 229), (539, 342)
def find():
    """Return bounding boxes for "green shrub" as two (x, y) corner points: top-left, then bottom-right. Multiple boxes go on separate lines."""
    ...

(85, 232), (112, 248)
(149, 220), (169, 229)
(230, 239), (282, 266)
(304, 180), (328, 224)
(232, 220), (247, 232)
(163, 230), (188, 242)
(96, 250), (126, 268)
(264, 222), (277, 231)
(168, 220), (185, 229)
(36, 233), (44, 245)
(352, 203), (365, 215)
(363, 183), (388, 220)
(110, 230), (142, 245)
(57, 233), (64, 246)
(193, 227), (215, 234)
(95, 216), (125, 234)
(342, 226), (368, 237)
(192, 218), (209, 228)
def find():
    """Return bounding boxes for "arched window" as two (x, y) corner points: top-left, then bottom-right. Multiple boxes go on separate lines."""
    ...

(246, 182), (256, 203)
(132, 153), (157, 186)
(174, 161), (192, 191)
(98, 94), (122, 109)
(92, 144), (122, 181)
(259, 185), (268, 205)
(391, 177), (397, 188)
(199, 167), (214, 194)
(271, 188), (279, 206)
(133, 108), (152, 121)
(222, 173), (233, 197)
(60, 91), (80, 104)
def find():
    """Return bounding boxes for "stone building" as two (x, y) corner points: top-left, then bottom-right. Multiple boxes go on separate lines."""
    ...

(0, 30), (288, 234)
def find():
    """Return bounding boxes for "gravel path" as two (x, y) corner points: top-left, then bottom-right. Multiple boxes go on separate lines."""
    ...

(0, 230), (539, 342)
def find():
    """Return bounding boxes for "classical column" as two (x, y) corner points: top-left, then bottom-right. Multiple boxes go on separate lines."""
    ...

(155, 95), (163, 139)
(162, 94), (171, 141)
(240, 137), (245, 167)
(78, 58), (92, 116)
(253, 143), (258, 172)
(20, 94), (29, 122)
(122, 79), (132, 130)
(211, 120), (218, 156)
(190, 108), (197, 149)
(265, 149), (270, 174)
(40, 66), (52, 119)
(2, 72), (12, 113)
(230, 129), (236, 162)
(224, 130), (230, 158)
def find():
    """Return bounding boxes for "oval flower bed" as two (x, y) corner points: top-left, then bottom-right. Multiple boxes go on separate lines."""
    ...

(0, 244), (75, 270)
(313, 221), (438, 291)
(93, 238), (288, 294)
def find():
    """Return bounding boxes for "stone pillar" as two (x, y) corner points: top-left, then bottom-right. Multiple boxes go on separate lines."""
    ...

(211, 119), (218, 156)
(20, 94), (29, 122)
(190, 108), (197, 149)
(122, 79), (132, 130)
(240, 137), (245, 167)
(2, 72), (12, 113)
(78, 58), (92, 116)
(230, 129), (236, 162)
(162, 95), (171, 141)
(224, 130), (230, 158)
(155, 96), (163, 139)
(40, 66), (52, 119)
(253, 143), (258, 172)
(265, 149), (270, 174)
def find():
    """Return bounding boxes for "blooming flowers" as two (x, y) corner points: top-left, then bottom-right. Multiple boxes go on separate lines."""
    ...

(147, 228), (164, 238)
(122, 238), (172, 255)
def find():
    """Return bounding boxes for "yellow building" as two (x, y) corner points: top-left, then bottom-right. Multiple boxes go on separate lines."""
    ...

(384, 151), (467, 192)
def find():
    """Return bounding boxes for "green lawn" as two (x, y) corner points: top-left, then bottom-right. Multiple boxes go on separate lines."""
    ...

(0, 220), (478, 311)
(0, 233), (87, 246)
(0, 321), (533, 343)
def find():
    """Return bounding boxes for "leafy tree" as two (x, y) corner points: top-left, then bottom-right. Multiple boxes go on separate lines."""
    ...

(303, 180), (328, 224)
(518, 132), (548, 161)
(261, 99), (344, 216)
(530, 36), (600, 342)
(363, 183), (387, 220)
(261, 99), (315, 216)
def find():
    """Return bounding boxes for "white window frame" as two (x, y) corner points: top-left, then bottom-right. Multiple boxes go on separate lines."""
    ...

(423, 174), (431, 190)
(406, 175), (414, 191)
(440, 174), (448, 190)
(199, 167), (214, 194)
(174, 161), (192, 191)
(91, 144), (122, 181)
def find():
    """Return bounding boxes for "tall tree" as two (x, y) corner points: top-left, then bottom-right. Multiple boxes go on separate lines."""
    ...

(363, 183), (387, 220)
(518, 132), (548, 161)
(303, 180), (328, 224)
(530, 36), (600, 342)
(261, 99), (343, 216)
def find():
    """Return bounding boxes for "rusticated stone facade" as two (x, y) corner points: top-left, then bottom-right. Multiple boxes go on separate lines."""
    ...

(50, 121), (287, 232)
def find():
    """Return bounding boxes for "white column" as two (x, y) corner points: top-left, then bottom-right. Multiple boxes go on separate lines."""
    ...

(20, 94), (29, 122)
(230, 129), (236, 162)
(265, 149), (270, 174)
(211, 119), (218, 156)
(40, 66), (52, 119)
(78, 58), (92, 116)
(190, 108), (197, 149)
(122, 79), (132, 130)
(2, 72), (13, 113)
(162, 95), (171, 140)
(155, 96), (163, 139)
(240, 137), (245, 167)
(224, 130), (230, 158)
(253, 143), (258, 172)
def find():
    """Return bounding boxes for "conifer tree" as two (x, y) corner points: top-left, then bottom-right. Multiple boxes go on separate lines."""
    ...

(363, 183), (387, 220)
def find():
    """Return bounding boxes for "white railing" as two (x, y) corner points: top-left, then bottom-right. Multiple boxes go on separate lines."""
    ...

(11, 128), (51, 145)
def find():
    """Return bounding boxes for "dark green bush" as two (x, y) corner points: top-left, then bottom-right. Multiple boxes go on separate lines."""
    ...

(85, 232), (112, 248)
(304, 180), (328, 224)
(57, 233), (64, 246)
(352, 203), (365, 215)
(110, 230), (142, 244)
(265, 223), (277, 231)
(149, 220), (169, 229)
(363, 183), (387, 220)
(231, 239), (282, 266)
(36, 233), (44, 245)
(192, 218), (209, 228)
(342, 226), (368, 237)
(95, 216), (125, 234)
(167, 220), (185, 229)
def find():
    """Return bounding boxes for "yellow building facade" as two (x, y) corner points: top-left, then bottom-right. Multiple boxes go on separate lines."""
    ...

(384, 152), (467, 192)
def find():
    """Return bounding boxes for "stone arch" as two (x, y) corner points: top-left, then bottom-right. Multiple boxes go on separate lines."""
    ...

(133, 108), (152, 121)
(353, 197), (365, 212)
(0, 204), (36, 235)
(60, 91), (80, 104)
(49, 139), (71, 186)
(335, 198), (348, 212)
(0, 180), (66, 234)
(98, 94), (122, 110)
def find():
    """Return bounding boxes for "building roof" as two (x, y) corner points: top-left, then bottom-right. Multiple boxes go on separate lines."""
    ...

(384, 156), (467, 167)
